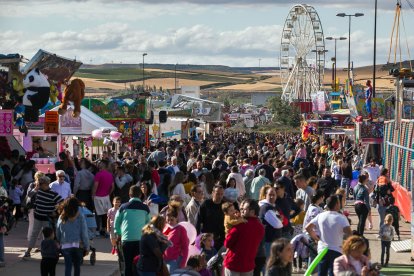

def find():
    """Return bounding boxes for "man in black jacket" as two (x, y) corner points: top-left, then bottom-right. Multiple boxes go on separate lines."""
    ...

(196, 185), (225, 250)
(317, 168), (337, 201)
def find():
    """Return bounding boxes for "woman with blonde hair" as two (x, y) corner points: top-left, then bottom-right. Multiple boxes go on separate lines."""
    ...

(259, 184), (273, 201)
(25, 171), (45, 241)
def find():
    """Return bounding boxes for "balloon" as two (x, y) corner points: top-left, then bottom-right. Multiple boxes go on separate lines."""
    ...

(110, 131), (122, 141)
(187, 245), (201, 263)
(178, 221), (197, 244)
(304, 247), (329, 276)
(92, 129), (103, 139)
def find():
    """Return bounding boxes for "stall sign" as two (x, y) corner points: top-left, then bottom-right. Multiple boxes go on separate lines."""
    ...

(44, 111), (59, 134)
(359, 121), (384, 144)
(0, 110), (13, 136)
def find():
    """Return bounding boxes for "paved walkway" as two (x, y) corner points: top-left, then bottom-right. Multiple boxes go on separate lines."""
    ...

(1, 201), (413, 276)
(1, 220), (119, 276)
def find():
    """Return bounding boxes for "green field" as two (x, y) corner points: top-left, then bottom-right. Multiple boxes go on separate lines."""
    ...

(74, 68), (266, 86)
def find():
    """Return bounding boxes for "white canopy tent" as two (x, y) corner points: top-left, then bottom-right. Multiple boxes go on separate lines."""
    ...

(40, 105), (117, 136)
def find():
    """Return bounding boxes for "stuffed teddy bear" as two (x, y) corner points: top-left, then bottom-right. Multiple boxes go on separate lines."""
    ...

(58, 78), (85, 118)
(22, 68), (50, 122)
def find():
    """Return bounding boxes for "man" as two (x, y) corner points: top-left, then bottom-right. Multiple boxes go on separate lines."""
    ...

(24, 176), (63, 258)
(191, 161), (206, 178)
(317, 168), (337, 201)
(92, 160), (114, 236)
(305, 195), (352, 276)
(196, 185), (225, 250)
(186, 185), (204, 226)
(114, 166), (133, 203)
(294, 174), (314, 212)
(147, 144), (166, 165)
(250, 169), (270, 200)
(168, 156), (180, 175)
(278, 169), (295, 199)
(275, 181), (299, 239)
(49, 170), (71, 200)
(224, 199), (265, 276)
(255, 156), (275, 182)
(115, 186), (151, 276)
(363, 158), (381, 183)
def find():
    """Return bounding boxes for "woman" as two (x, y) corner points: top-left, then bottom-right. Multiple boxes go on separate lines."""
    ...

(224, 177), (239, 203)
(25, 171), (44, 242)
(73, 158), (95, 211)
(140, 181), (159, 216)
(266, 238), (293, 276)
(163, 206), (189, 273)
(15, 160), (36, 196)
(333, 159), (343, 188)
(334, 235), (378, 276)
(160, 195), (188, 223)
(354, 174), (370, 236)
(184, 173), (198, 194)
(169, 172), (190, 203)
(137, 215), (172, 276)
(56, 197), (89, 276)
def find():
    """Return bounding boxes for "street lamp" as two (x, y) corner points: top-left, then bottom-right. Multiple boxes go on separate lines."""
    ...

(142, 53), (147, 91)
(326, 36), (347, 90)
(336, 12), (364, 80)
(311, 49), (328, 90)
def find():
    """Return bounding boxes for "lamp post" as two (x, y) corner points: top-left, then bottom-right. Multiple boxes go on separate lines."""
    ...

(373, 0), (378, 97)
(142, 53), (147, 91)
(336, 13), (364, 80)
(311, 49), (328, 90)
(326, 36), (347, 90)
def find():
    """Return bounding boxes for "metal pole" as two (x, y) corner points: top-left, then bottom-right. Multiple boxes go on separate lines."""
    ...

(348, 15), (351, 81)
(142, 54), (145, 90)
(175, 63), (177, 94)
(334, 39), (337, 91)
(373, 0), (377, 97)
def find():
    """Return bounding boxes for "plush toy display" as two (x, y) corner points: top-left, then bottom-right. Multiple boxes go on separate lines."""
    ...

(22, 68), (50, 122)
(58, 78), (85, 118)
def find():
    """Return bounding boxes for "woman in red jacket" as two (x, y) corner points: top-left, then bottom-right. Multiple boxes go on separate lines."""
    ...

(163, 206), (189, 273)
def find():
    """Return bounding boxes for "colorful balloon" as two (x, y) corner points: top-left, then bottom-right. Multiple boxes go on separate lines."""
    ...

(110, 131), (122, 141)
(92, 129), (103, 139)
(178, 221), (197, 244)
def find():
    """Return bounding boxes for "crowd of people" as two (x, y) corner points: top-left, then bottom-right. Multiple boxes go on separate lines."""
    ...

(0, 131), (400, 276)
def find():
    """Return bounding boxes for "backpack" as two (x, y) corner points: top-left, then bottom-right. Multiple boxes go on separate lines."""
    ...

(385, 205), (399, 224)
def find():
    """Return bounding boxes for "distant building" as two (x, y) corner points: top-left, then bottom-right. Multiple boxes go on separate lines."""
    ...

(251, 92), (278, 106)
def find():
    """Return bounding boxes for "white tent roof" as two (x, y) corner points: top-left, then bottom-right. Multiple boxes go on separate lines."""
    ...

(41, 105), (117, 135)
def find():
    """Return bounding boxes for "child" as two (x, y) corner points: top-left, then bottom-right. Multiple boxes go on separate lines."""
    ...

(291, 233), (311, 273)
(379, 214), (395, 267)
(40, 227), (59, 276)
(385, 197), (400, 240)
(291, 198), (305, 237)
(200, 233), (217, 262)
(222, 202), (246, 235)
(107, 196), (121, 255)
(8, 180), (23, 223)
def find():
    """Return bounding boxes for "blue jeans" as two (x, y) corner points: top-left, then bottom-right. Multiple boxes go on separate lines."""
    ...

(318, 249), (342, 276)
(378, 205), (387, 228)
(165, 257), (181, 273)
(341, 178), (350, 198)
(0, 233), (4, 263)
(62, 247), (84, 276)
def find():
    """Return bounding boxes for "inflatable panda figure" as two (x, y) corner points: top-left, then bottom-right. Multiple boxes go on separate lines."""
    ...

(22, 68), (50, 122)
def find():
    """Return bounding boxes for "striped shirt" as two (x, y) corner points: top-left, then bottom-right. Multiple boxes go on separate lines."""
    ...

(34, 189), (63, 221)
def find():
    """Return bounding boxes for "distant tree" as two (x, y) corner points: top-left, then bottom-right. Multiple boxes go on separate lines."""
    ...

(267, 96), (301, 127)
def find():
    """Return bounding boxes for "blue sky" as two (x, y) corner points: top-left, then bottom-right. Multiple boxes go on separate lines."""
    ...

(1, 0), (413, 68)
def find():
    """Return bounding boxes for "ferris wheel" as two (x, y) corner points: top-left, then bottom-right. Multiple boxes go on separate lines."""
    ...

(280, 4), (326, 102)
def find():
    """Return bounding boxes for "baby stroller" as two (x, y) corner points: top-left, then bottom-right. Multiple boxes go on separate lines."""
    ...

(80, 205), (97, 265)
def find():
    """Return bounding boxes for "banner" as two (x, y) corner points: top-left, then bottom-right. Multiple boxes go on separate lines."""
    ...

(0, 110), (13, 136)
(60, 107), (81, 134)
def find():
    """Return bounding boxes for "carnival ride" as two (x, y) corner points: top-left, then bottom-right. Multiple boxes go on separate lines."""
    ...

(280, 4), (326, 103)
